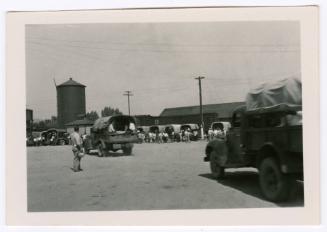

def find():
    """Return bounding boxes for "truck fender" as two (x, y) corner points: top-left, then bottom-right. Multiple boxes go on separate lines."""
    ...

(205, 139), (225, 155)
(256, 142), (283, 169)
(205, 139), (229, 166)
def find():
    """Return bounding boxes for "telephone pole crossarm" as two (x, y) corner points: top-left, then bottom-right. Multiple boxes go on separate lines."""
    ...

(123, 90), (133, 116)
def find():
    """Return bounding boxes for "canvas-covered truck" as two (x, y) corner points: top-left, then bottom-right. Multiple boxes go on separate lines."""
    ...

(84, 115), (139, 156)
(204, 76), (303, 202)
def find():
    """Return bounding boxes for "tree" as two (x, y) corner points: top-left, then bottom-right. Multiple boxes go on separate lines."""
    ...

(32, 116), (57, 131)
(101, 107), (122, 117)
(51, 116), (57, 122)
(86, 111), (99, 121)
(33, 120), (47, 131)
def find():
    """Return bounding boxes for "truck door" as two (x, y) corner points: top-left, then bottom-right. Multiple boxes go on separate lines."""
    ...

(227, 111), (243, 163)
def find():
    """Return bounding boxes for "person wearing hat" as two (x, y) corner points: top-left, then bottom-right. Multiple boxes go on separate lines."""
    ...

(70, 126), (84, 172)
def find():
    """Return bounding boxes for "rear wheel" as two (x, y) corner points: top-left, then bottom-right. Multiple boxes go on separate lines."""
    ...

(59, 139), (66, 146)
(259, 157), (291, 202)
(122, 144), (133, 155)
(210, 150), (225, 179)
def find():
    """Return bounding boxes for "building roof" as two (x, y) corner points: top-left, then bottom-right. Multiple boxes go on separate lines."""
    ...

(57, 78), (86, 87)
(65, 118), (94, 127)
(160, 102), (245, 118)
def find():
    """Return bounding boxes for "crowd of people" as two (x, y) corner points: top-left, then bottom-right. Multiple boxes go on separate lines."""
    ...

(137, 128), (198, 143)
(135, 126), (229, 143)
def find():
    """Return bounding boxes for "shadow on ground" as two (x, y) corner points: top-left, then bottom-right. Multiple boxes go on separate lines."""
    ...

(199, 171), (304, 207)
(86, 151), (133, 158)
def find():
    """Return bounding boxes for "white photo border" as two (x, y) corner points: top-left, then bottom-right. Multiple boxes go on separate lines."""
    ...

(2, 2), (322, 230)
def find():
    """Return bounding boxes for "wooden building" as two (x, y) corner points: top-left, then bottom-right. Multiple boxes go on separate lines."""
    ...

(65, 118), (94, 135)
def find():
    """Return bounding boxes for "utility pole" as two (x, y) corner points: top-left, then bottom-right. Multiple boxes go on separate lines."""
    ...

(123, 91), (133, 116)
(195, 76), (205, 139)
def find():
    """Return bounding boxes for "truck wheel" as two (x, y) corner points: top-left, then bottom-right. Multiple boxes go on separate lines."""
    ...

(210, 151), (225, 179)
(59, 140), (66, 146)
(122, 146), (133, 155)
(97, 143), (104, 157)
(259, 157), (291, 202)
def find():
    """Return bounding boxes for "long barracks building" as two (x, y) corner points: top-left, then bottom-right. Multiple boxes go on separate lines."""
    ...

(134, 102), (244, 132)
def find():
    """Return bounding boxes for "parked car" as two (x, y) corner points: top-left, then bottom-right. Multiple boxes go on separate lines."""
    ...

(136, 126), (150, 143)
(84, 115), (139, 156)
(164, 124), (181, 142)
(149, 125), (166, 134)
(148, 125), (167, 143)
(209, 121), (231, 140)
(31, 131), (46, 146)
(42, 129), (70, 146)
(210, 121), (231, 132)
(180, 123), (200, 141)
(26, 135), (34, 146)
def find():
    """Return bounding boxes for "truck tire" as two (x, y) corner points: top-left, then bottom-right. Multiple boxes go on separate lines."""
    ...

(59, 139), (66, 146)
(259, 157), (291, 202)
(97, 143), (104, 157)
(122, 146), (133, 155)
(210, 150), (225, 179)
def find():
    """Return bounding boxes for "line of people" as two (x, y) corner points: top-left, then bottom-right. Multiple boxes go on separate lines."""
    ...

(137, 128), (198, 143)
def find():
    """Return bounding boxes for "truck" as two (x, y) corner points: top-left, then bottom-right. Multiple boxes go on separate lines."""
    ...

(208, 121), (231, 140)
(84, 115), (139, 156)
(204, 77), (303, 202)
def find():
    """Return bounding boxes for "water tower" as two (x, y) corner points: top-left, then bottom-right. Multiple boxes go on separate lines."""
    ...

(56, 78), (86, 128)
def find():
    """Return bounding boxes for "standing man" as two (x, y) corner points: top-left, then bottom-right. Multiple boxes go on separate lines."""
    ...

(71, 126), (83, 172)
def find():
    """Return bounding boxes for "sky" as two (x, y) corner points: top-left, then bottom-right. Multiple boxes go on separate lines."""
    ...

(26, 21), (300, 120)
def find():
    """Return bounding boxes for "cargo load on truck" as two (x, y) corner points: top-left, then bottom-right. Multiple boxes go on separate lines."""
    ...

(92, 115), (136, 133)
(245, 75), (302, 111)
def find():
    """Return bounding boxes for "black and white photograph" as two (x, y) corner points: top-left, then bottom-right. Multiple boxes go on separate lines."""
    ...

(5, 6), (320, 226)
(25, 20), (304, 211)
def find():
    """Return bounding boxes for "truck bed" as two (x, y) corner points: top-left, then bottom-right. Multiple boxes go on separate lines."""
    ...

(105, 133), (139, 144)
(244, 125), (302, 153)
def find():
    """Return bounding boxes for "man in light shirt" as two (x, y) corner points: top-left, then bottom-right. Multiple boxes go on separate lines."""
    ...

(71, 127), (84, 172)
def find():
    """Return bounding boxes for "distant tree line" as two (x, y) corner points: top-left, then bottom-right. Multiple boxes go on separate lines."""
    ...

(32, 116), (58, 131)
(85, 111), (99, 121)
(32, 106), (122, 131)
(100, 106), (122, 117)
(85, 107), (122, 120)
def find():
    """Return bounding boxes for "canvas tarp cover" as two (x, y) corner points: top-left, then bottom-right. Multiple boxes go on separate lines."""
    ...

(245, 76), (302, 111)
(92, 116), (112, 131)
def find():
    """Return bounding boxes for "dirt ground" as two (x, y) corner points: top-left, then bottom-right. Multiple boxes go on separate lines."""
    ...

(27, 141), (304, 212)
